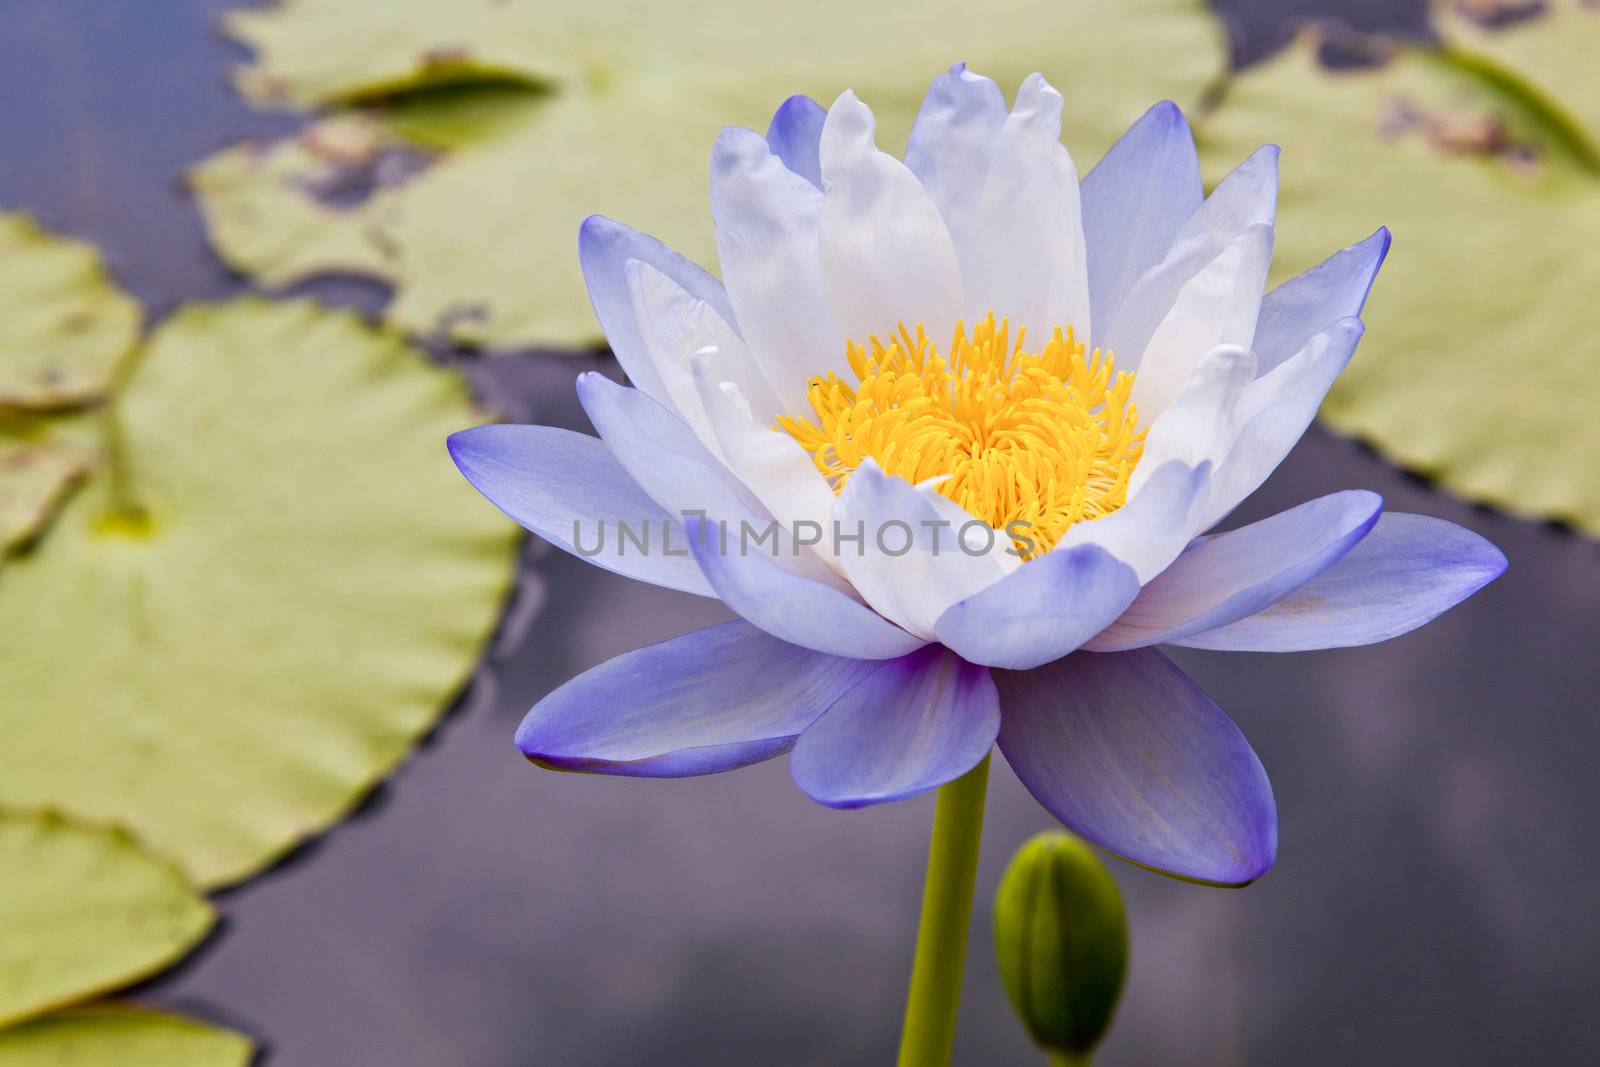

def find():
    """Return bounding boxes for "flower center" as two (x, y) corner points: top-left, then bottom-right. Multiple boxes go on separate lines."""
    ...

(776, 313), (1145, 558)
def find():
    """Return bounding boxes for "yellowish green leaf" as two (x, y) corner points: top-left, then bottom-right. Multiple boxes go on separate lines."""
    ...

(1197, 5), (1600, 532)
(0, 430), (95, 555)
(194, 0), (1227, 349)
(0, 1004), (252, 1067)
(0, 811), (213, 1029)
(0, 211), (141, 411)
(0, 300), (518, 888)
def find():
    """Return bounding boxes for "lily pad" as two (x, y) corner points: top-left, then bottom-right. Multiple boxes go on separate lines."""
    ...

(1197, 3), (1600, 532)
(0, 300), (518, 887)
(194, 0), (1227, 349)
(0, 211), (141, 411)
(0, 810), (213, 1029)
(0, 1004), (252, 1067)
(0, 431), (95, 555)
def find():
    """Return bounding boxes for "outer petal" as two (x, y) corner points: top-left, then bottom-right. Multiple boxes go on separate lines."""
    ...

(578, 215), (737, 408)
(711, 127), (844, 411)
(996, 649), (1277, 886)
(1102, 145), (1278, 375)
(903, 62), (1008, 273)
(684, 515), (925, 660)
(1172, 513), (1506, 652)
(962, 73), (1090, 341)
(1082, 101), (1203, 343)
(1253, 227), (1389, 375)
(933, 545), (1141, 670)
(448, 424), (714, 596)
(1087, 490), (1384, 651)
(1200, 317), (1366, 530)
(518, 621), (877, 776)
(791, 645), (999, 807)
(819, 90), (964, 346)
(832, 460), (1014, 639)
(766, 95), (827, 189)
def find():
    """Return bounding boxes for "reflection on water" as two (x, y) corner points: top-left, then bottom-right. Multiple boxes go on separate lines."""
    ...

(3, 1), (1594, 1064)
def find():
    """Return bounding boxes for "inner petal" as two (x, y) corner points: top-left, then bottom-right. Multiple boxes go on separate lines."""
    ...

(776, 313), (1145, 557)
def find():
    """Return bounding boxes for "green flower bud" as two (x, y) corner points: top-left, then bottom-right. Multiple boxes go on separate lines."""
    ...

(993, 831), (1129, 1063)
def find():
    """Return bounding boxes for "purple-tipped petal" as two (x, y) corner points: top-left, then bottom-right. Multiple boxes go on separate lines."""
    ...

(448, 424), (714, 596)
(1082, 100), (1203, 342)
(578, 215), (736, 407)
(1172, 513), (1506, 652)
(1088, 490), (1384, 651)
(996, 649), (1277, 886)
(766, 95), (827, 189)
(791, 646), (999, 808)
(685, 515), (926, 660)
(934, 545), (1141, 669)
(1253, 227), (1389, 374)
(903, 62), (1007, 272)
(518, 621), (876, 777)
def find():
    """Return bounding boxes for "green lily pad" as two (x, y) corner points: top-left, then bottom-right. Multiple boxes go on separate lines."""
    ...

(0, 810), (213, 1029)
(0, 431), (95, 555)
(194, 0), (1227, 349)
(0, 211), (141, 411)
(1197, 3), (1600, 533)
(0, 300), (518, 887)
(0, 1004), (252, 1067)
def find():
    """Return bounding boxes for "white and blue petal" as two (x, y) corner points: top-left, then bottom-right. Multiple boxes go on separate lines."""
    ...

(711, 126), (845, 410)
(791, 645), (999, 807)
(447, 424), (714, 596)
(1253, 227), (1389, 375)
(819, 90), (965, 345)
(578, 215), (737, 409)
(518, 621), (877, 776)
(934, 544), (1141, 670)
(1087, 490), (1383, 651)
(1054, 460), (1213, 584)
(1172, 513), (1506, 652)
(996, 648), (1277, 886)
(903, 63), (1008, 275)
(1200, 317), (1366, 529)
(766, 94), (827, 189)
(962, 73), (1090, 342)
(1102, 145), (1278, 380)
(831, 460), (1015, 639)
(684, 514), (924, 660)
(1082, 101), (1203, 342)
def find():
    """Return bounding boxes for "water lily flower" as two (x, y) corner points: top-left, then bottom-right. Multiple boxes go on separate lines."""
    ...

(451, 65), (1505, 892)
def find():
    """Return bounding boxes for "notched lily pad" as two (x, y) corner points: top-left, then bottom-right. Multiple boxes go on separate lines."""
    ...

(1198, 3), (1600, 533)
(198, 0), (1228, 350)
(0, 299), (519, 887)
(0, 211), (141, 411)
(0, 810), (213, 1029)
(0, 1003), (252, 1067)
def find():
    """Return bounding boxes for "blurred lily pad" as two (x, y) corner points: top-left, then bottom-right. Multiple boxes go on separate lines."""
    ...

(1198, 3), (1600, 532)
(0, 1004), (252, 1067)
(194, 0), (1227, 349)
(0, 431), (95, 555)
(0, 300), (518, 887)
(0, 810), (212, 1029)
(0, 211), (141, 411)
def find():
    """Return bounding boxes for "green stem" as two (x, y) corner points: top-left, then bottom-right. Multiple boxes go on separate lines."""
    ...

(896, 753), (991, 1067)
(1048, 1053), (1091, 1067)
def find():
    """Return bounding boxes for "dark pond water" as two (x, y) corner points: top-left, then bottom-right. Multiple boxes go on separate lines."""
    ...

(3, 2), (1596, 1063)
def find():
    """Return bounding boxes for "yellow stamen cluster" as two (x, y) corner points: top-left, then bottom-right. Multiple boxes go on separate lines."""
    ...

(776, 313), (1144, 558)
